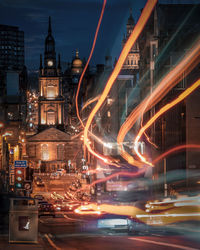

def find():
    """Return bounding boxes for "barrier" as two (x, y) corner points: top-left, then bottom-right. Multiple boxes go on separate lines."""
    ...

(9, 198), (38, 243)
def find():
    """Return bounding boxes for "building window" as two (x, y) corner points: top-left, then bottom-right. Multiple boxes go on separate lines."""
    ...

(47, 111), (55, 125)
(8, 112), (14, 120)
(57, 144), (64, 160)
(41, 144), (49, 160)
(107, 111), (111, 117)
(47, 86), (56, 98)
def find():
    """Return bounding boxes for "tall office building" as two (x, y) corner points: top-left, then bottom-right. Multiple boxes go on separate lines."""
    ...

(0, 24), (24, 71)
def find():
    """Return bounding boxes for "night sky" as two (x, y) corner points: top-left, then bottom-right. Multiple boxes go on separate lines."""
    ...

(0, 0), (198, 71)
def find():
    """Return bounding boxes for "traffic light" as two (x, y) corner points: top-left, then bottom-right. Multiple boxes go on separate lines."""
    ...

(15, 167), (25, 188)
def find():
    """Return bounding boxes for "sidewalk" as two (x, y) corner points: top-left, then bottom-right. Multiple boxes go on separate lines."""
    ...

(0, 234), (47, 250)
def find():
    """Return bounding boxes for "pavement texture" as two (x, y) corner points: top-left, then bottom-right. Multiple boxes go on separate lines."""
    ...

(0, 234), (47, 250)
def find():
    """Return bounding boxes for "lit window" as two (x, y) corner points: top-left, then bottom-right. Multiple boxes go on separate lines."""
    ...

(42, 144), (49, 160)
(8, 112), (14, 120)
(107, 111), (111, 117)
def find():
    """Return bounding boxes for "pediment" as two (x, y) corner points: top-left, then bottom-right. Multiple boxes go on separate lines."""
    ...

(28, 128), (70, 142)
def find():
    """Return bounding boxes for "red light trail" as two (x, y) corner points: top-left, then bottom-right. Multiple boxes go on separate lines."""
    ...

(153, 144), (200, 165)
(75, 0), (107, 128)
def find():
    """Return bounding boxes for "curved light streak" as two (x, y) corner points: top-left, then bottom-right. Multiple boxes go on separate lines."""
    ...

(153, 144), (200, 165)
(134, 78), (200, 166)
(84, 0), (158, 165)
(117, 38), (200, 166)
(81, 95), (100, 112)
(75, 0), (107, 128)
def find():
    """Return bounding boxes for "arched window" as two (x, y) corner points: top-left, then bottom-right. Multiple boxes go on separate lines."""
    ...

(47, 109), (55, 125)
(57, 144), (64, 160)
(42, 144), (49, 160)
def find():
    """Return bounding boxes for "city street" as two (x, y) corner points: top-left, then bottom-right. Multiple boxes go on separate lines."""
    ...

(0, 1), (200, 249)
(38, 213), (200, 249)
(1, 211), (200, 249)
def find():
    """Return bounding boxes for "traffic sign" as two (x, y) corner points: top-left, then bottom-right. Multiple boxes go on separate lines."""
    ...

(24, 181), (32, 190)
(14, 160), (27, 168)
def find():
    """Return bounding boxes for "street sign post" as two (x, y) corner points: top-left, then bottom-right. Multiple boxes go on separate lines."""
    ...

(14, 161), (27, 189)
(9, 165), (15, 185)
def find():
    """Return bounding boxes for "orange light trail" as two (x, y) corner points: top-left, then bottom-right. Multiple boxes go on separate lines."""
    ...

(153, 144), (200, 165)
(75, 0), (107, 128)
(141, 112), (158, 149)
(134, 78), (200, 166)
(81, 95), (100, 112)
(74, 202), (200, 226)
(84, 0), (158, 165)
(117, 38), (200, 166)
(144, 131), (158, 149)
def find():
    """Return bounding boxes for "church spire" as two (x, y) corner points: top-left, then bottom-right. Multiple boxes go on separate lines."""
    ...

(127, 7), (135, 26)
(48, 16), (52, 35)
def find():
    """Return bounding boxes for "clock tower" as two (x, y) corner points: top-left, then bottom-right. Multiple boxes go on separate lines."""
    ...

(38, 16), (64, 131)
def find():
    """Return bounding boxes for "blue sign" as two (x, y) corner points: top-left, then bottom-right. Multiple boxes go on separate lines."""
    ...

(14, 160), (27, 168)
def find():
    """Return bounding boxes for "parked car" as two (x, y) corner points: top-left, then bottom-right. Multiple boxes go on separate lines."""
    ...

(53, 200), (63, 211)
(50, 172), (60, 179)
(56, 169), (66, 176)
(38, 201), (55, 217)
(34, 194), (44, 201)
(62, 201), (81, 211)
(36, 179), (45, 187)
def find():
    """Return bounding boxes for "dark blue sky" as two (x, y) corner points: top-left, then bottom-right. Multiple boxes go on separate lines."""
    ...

(0, 0), (197, 71)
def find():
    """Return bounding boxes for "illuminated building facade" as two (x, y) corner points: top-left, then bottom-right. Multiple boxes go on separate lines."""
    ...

(0, 24), (28, 190)
(100, 9), (140, 156)
(63, 49), (86, 128)
(38, 17), (64, 132)
(26, 17), (82, 172)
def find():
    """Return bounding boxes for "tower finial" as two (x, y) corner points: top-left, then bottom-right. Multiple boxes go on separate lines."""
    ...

(75, 49), (79, 58)
(48, 16), (52, 34)
(130, 7), (132, 16)
(127, 7), (135, 25)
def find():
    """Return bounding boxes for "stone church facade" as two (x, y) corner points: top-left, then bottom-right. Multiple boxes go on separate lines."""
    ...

(26, 17), (82, 172)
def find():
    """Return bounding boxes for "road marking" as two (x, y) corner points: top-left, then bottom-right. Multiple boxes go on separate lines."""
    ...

(44, 233), (61, 250)
(128, 237), (199, 250)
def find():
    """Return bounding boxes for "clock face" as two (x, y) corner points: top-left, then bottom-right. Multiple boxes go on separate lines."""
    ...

(48, 60), (53, 66)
